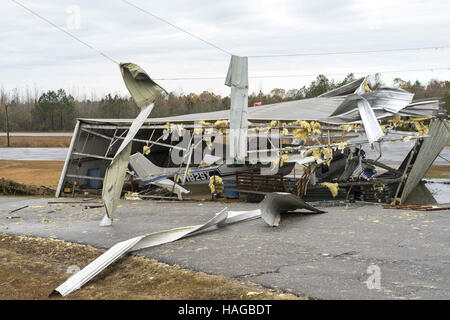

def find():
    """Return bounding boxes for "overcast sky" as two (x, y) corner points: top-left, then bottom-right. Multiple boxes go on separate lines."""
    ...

(1, 0), (449, 99)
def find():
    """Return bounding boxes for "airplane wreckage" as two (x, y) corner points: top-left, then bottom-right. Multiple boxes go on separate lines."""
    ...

(52, 57), (450, 296)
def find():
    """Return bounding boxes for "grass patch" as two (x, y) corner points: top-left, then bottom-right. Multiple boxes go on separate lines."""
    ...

(0, 136), (71, 148)
(424, 165), (450, 179)
(0, 160), (63, 188)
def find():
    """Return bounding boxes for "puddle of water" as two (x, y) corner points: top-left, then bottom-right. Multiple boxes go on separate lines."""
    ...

(423, 179), (450, 204)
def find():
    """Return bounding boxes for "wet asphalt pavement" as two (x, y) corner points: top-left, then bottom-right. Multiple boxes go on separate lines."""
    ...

(0, 148), (68, 161)
(0, 132), (72, 136)
(1, 197), (449, 299)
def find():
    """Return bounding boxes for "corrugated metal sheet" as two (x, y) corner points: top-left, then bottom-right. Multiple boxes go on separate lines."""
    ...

(102, 103), (155, 220)
(120, 63), (165, 108)
(53, 208), (259, 296)
(261, 192), (325, 226)
(356, 97), (384, 144)
(102, 142), (132, 219)
(53, 192), (325, 296)
(226, 55), (249, 160)
(400, 119), (450, 204)
(56, 120), (80, 197)
(76, 97), (439, 125)
(319, 77), (365, 97)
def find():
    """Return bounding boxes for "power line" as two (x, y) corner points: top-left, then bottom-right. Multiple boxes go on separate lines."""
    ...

(10, 0), (119, 65)
(11, 0), (450, 77)
(120, 0), (233, 56)
(248, 45), (450, 58)
(120, 0), (450, 59)
(153, 67), (449, 81)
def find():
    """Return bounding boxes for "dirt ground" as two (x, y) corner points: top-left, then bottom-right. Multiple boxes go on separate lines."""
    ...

(0, 160), (63, 188)
(0, 136), (71, 148)
(0, 233), (302, 300)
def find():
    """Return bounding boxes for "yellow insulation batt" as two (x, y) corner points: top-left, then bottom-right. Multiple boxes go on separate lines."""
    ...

(321, 147), (333, 166)
(124, 192), (142, 200)
(193, 127), (203, 135)
(306, 148), (321, 160)
(305, 146), (334, 165)
(310, 121), (322, 135)
(292, 128), (309, 142)
(340, 124), (362, 136)
(214, 120), (229, 128)
(279, 154), (290, 167)
(209, 175), (224, 194)
(320, 182), (339, 198)
(413, 120), (429, 135)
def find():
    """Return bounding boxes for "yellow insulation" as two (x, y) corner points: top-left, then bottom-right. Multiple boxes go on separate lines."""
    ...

(321, 147), (333, 166)
(214, 120), (229, 128)
(280, 154), (289, 167)
(209, 175), (223, 194)
(306, 148), (321, 160)
(292, 128), (309, 142)
(306, 147), (333, 165)
(193, 127), (203, 135)
(413, 120), (429, 134)
(321, 182), (339, 198)
(311, 121), (322, 135)
(364, 78), (372, 92)
(340, 124), (361, 135)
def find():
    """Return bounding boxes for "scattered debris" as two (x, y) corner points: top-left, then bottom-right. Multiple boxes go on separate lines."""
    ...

(56, 77), (448, 215)
(383, 204), (450, 211)
(53, 208), (259, 296)
(48, 200), (101, 204)
(8, 205), (28, 214)
(84, 204), (104, 209)
(0, 178), (55, 196)
(53, 192), (323, 296)
(260, 192), (325, 227)
(0, 233), (301, 300)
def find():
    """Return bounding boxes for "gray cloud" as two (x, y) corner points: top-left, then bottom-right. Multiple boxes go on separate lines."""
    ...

(1, 0), (449, 98)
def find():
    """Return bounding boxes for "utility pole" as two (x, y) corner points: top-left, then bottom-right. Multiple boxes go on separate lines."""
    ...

(5, 104), (10, 147)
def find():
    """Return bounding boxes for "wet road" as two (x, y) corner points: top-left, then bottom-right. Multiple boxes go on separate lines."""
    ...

(1, 198), (449, 299)
(0, 148), (68, 161)
(0, 132), (72, 136)
(362, 140), (449, 165)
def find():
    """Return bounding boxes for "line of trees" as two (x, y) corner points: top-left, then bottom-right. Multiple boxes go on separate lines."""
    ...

(0, 74), (449, 132)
